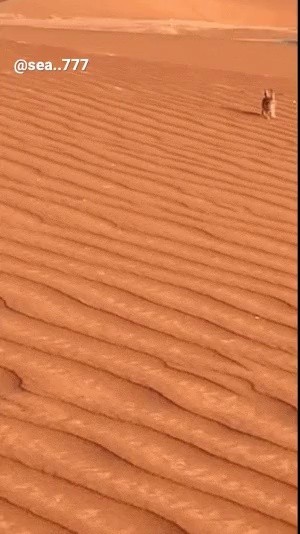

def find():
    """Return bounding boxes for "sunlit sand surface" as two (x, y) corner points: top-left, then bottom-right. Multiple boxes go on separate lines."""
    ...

(0, 1), (297, 532)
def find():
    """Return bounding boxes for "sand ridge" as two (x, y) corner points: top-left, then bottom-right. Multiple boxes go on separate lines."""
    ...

(0, 20), (297, 534)
(0, 0), (297, 27)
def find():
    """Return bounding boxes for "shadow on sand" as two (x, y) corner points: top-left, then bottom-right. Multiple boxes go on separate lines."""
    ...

(221, 106), (261, 117)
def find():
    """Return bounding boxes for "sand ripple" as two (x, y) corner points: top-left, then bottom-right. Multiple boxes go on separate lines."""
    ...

(0, 39), (297, 533)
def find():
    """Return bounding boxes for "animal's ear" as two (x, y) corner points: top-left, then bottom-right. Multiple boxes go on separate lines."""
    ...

(264, 89), (269, 97)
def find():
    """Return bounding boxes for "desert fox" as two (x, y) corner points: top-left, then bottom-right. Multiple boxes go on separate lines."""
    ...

(261, 89), (276, 119)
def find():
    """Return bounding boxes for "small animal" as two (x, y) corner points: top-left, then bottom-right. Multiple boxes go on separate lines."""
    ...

(261, 89), (276, 119)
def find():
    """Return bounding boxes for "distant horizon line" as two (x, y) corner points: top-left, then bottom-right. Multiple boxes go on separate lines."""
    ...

(0, 15), (297, 34)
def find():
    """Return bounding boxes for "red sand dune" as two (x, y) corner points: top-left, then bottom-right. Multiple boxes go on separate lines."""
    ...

(0, 3), (297, 534)
(0, 0), (297, 27)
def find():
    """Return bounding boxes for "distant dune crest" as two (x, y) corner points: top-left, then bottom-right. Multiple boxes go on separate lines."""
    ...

(0, 0), (297, 28)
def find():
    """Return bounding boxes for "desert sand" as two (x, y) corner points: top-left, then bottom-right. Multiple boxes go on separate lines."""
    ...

(0, 1), (297, 533)
(0, 0), (297, 27)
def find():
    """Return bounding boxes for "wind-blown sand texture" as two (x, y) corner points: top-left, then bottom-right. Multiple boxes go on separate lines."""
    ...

(0, 14), (297, 534)
(0, 0), (297, 27)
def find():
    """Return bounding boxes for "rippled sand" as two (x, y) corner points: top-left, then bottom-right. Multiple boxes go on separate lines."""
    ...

(0, 26), (297, 534)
